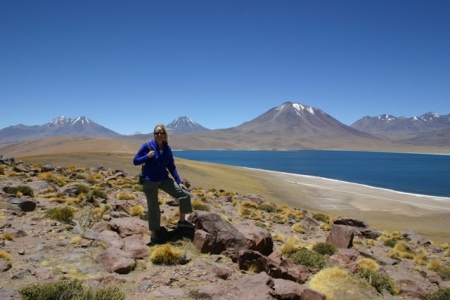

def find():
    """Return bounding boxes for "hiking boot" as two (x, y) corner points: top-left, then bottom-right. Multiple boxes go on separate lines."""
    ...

(177, 220), (195, 229)
(149, 236), (165, 246)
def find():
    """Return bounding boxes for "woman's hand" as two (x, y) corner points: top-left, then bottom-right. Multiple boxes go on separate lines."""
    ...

(179, 183), (188, 191)
(148, 150), (155, 158)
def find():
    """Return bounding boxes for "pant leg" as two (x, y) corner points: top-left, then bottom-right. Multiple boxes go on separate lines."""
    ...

(159, 177), (192, 214)
(143, 180), (161, 231)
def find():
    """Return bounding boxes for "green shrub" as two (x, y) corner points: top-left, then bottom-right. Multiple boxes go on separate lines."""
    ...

(139, 211), (148, 221)
(357, 267), (395, 295)
(44, 207), (76, 224)
(383, 239), (398, 248)
(91, 189), (107, 200)
(259, 203), (276, 213)
(312, 242), (338, 256)
(18, 185), (34, 197)
(435, 265), (450, 280)
(289, 247), (327, 269)
(255, 221), (268, 229)
(313, 213), (329, 223)
(75, 184), (91, 194)
(19, 279), (125, 300)
(427, 288), (450, 300)
(3, 186), (18, 194)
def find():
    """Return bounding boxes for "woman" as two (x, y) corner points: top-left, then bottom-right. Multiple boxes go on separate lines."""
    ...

(133, 124), (193, 245)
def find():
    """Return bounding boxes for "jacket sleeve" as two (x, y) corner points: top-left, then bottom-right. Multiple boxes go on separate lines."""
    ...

(166, 147), (181, 184)
(133, 143), (151, 166)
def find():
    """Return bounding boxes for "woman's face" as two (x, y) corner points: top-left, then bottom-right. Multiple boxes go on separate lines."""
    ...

(154, 126), (166, 143)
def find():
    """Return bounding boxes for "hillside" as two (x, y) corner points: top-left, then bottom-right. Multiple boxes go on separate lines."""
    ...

(1, 155), (450, 299)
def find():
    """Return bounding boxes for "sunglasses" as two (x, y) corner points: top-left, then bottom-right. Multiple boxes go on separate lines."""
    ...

(154, 131), (165, 136)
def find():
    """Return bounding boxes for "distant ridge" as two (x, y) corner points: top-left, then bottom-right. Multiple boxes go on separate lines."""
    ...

(0, 116), (122, 144)
(351, 112), (450, 137)
(166, 116), (210, 133)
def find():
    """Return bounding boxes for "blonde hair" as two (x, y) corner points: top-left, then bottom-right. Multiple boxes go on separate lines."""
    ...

(154, 124), (169, 143)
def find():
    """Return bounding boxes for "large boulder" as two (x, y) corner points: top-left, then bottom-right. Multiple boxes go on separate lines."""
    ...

(123, 234), (149, 259)
(272, 278), (326, 300)
(189, 211), (248, 254)
(214, 271), (276, 299)
(6, 198), (36, 212)
(235, 223), (274, 256)
(333, 217), (381, 239)
(96, 248), (136, 274)
(326, 225), (356, 249)
(109, 217), (149, 238)
(96, 230), (124, 249)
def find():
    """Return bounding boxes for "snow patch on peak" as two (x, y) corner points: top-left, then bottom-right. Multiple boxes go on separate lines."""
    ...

(50, 116), (71, 125)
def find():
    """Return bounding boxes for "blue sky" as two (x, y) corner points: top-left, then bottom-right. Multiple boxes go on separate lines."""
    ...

(1, 1), (449, 135)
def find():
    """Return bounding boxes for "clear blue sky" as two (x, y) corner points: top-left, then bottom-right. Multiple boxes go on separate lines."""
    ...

(1, 1), (449, 135)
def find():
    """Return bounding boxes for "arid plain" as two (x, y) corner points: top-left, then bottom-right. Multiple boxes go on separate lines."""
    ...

(3, 136), (449, 243)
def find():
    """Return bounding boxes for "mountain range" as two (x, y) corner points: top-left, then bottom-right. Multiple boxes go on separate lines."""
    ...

(0, 102), (449, 151)
(350, 112), (450, 138)
(0, 116), (121, 144)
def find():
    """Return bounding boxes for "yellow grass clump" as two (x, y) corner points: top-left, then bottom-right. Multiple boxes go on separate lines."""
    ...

(1, 233), (14, 241)
(0, 165), (4, 175)
(413, 248), (429, 266)
(150, 244), (182, 265)
(0, 250), (12, 261)
(271, 232), (284, 242)
(356, 257), (379, 271)
(445, 248), (450, 257)
(281, 236), (303, 256)
(427, 260), (441, 271)
(389, 241), (415, 260)
(308, 267), (368, 300)
(270, 212), (288, 224)
(117, 192), (135, 200)
(191, 199), (211, 211)
(288, 209), (304, 221)
(40, 172), (66, 186)
(291, 223), (305, 234)
(130, 205), (145, 216)
(238, 204), (262, 220)
(413, 266), (422, 272)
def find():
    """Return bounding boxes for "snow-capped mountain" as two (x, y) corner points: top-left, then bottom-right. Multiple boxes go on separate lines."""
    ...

(235, 102), (375, 139)
(0, 116), (122, 144)
(166, 116), (210, 133)
(351, 112), (450, 137)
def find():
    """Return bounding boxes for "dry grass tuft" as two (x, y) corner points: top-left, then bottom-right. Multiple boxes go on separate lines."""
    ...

(117, 192), (135, 200)
(270, 212), (288, 224)
(389, 241), (415, 260)
(1, 232), (14, 241)
(130, 205), (145, 216)
(150, 244), (182, 265)
(356, 257), (379, 271)
(238, 204), (262, 220)
(280, 236), (303, 256)
(291, 223), (305, 233)
(0, 250), (12, 261)
(308, 267), (369, 300)
(191, 199), (211, 211)
(413, 248), (429, 265)
(271, 232), (284, 242)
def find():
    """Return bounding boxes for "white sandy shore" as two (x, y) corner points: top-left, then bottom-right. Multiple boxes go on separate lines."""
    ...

(238, 166), (450, 214)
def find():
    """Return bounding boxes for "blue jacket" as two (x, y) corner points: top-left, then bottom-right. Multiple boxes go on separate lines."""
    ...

(133, 139), (182, 184)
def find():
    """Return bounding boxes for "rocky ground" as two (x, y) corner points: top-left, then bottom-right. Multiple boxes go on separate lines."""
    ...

(0, 158), (449, 300)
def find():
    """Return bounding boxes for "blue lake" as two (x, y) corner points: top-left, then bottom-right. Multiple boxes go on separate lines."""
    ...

(173, 150), (450, 198)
